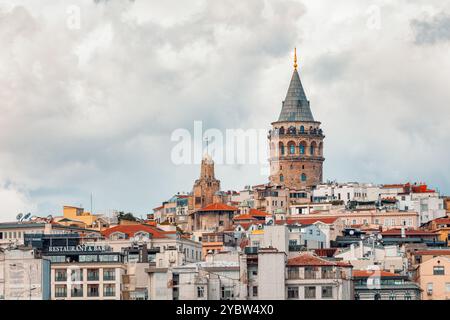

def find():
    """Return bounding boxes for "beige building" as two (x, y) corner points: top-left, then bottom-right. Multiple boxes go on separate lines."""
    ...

(50, 254), (125, 300)
(416, 256), (450, 300)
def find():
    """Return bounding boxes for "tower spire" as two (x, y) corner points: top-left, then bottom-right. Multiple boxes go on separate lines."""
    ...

(294, 47), (298, 70)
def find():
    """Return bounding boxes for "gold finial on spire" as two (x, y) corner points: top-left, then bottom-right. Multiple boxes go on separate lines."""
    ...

(294, 47), (298, 70)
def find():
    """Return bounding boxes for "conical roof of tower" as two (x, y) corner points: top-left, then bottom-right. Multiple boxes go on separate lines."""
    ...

(277, 68), (315, 122)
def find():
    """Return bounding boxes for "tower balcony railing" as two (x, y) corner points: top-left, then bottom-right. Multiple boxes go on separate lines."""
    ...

(268, 131), (325, 139)
(268, 155), (325, 162)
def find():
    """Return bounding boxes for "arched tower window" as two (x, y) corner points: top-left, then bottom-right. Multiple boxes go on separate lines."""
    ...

(288, 141), (296, 154)
(280, 175), (284, 182)
(310, 141), (317, 156)
(300, 125), (305, 133)
(279, 127), (285, 135)
(301, 174), (307, 182)
(299, 141), (306, 155)
(318, 142), (323, 156)
(279, 142), (285, 155)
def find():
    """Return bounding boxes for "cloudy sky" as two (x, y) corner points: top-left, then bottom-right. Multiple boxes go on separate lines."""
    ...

(0, 0), (449, 221)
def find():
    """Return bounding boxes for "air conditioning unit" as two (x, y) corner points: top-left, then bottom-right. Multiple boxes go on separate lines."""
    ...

(427, 289), (433, 296)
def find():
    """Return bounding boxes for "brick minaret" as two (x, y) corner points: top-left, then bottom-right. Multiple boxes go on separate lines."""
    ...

(268, 49), (325, 189)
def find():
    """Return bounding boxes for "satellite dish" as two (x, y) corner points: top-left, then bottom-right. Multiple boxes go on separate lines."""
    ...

(349, 230), (355, 235)
(23, 213), (31, 220)
(377, 234), (383, 240)
(16, 213), (23, 221)
(46, 215), (53, 222)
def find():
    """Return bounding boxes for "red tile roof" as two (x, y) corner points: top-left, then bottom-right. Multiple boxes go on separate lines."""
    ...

(433, 217), (450, 225)
(234, 222), (260, 231)
(352, 270), (401, 278)
(249, 209), (271, 217)
(198, 203), (238, 212)
(234, 214), (258, 221)
(287, 253), (352, 267)
(101, 224), (168, 239)
(412, 250), (450, 256)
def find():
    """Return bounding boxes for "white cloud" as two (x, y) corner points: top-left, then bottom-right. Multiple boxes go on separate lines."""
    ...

(0, 0), (449, 220)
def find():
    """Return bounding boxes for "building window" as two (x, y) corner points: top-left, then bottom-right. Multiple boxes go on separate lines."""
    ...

(103, 268), (116, 281)
(70, 269), (83, 282)
(299, 144), (305, 154)
(404, 291), (411, 300)
(301, 174), (307, 182)
(374, 293), (381, 300)
(300, 126), (304, 133)
(55, 285), (67, 298)
(87, 284), (99, 297)
(197, 286), (205, 298)
(310, 145), (315, 155)
(87, 269), (99, 281)
(321, 286), (333, 299)
(289, 144), (295, 154)
(305, 286), (316, 299)
(221, 286), (233, 300)
(55, 269), (67, 282)
(389, 291), (396, 300)
(104, 284), (116, 297)
(280, 144), (285, 155)
(433, 266), (445, 275)
(287, 267), (299, 279)
(252, 286), (258, 297)
(287, 286), (299, 299)
(445, 283), (450, 293)
(280, 175), (284, 182)
(71, 285), (83, 297)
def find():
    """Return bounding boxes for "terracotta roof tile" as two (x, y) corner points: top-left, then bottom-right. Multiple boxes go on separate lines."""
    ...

(413, 250), (450, 256)
(352, 270), (401, 278)
(287, 253), (352, 267)
(101, 224), (168, 239)
(198, 203), (238, 212)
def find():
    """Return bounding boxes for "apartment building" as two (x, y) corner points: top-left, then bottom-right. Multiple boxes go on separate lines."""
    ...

(0, 248), (51, 300)
(353, 270), (421, 300)
(415, 256), (450, 300)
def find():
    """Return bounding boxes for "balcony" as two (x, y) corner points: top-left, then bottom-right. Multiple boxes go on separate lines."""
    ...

(287, 270), (343, 280)
(87, 275), (99, 281)
(55, 276), (67, 282)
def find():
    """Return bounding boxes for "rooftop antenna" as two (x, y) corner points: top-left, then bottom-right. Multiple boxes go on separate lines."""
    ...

(90, 192), (93, 214)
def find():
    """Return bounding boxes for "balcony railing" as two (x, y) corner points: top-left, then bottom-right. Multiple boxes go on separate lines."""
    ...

(55, 276), (67, 282)
(71, 290), (83, 297)
(287, 271), (343, 280)
(87, 275), (99, 281)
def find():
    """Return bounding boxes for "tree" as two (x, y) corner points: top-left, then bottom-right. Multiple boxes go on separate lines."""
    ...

(117, 211), (137, 222)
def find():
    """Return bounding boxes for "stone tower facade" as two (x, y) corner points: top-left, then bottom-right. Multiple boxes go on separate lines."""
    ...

(190, 154), (221, 211)
(268, 50), (325, 189)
